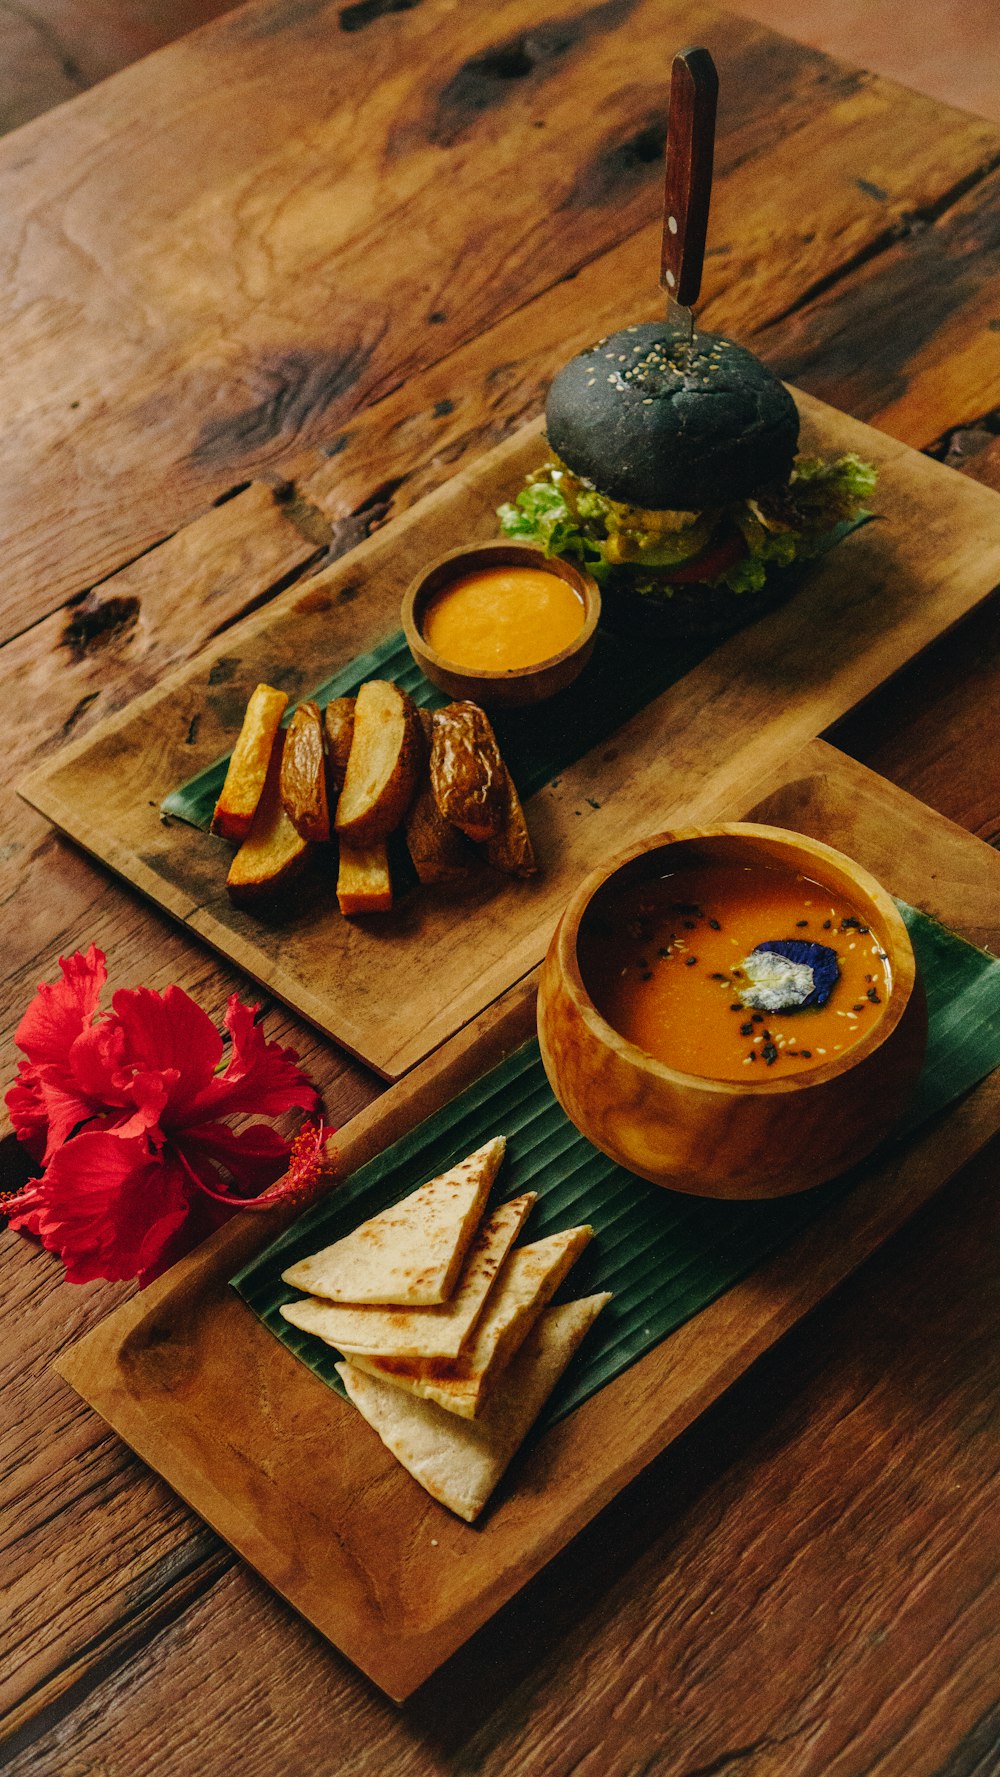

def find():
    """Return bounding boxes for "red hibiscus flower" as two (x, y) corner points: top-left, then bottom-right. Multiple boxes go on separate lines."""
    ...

(3, 947), (331, 1286)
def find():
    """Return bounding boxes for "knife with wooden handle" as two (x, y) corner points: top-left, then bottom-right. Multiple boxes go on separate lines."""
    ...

(660, 46), (719, 351)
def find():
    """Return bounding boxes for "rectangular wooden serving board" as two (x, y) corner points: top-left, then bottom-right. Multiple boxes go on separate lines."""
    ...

(21, 391), (1000, 1080)
(55, 742), (1000, 1702)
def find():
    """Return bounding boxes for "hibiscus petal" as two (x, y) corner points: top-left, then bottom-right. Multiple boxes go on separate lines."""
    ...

(109, 985), (223, 1121)
(30, 1062), (106, 1161)
(178, 1121), (291, 1200)
(107, 1070), (173, 1141)
(142, 1187), (234, 1283)
(13, 946), (106, 1068)
(7, 948), (109, 1159)
(5, 1062), (50, 1161)
(184, 997), (318, 1125)
(68, 1019), (128, 1106)
(18, 1129), (191, 1286)
(12, 1016), (129, 1165)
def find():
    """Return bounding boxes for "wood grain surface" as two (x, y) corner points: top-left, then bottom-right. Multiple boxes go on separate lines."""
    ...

(0, 0), (998, 638)
(21, 392), (1000, 1077)
(2, 0), (999, 1769)
(50, 742), (1000, 1700)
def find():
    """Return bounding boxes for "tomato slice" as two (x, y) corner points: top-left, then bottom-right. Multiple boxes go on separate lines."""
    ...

(662, 531), (747, 584)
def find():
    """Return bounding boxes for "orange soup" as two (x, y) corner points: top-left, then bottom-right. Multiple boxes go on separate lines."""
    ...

(421, 565), (585, 672)
(578, 859), (892, 1081)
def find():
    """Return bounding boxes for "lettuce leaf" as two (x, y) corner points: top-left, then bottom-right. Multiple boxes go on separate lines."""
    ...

(495, 481), (597, 567)
(498, 453), (876, 596)
(498, 465), (709, 577)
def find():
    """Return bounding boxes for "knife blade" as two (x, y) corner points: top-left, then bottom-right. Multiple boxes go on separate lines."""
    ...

(660, 46), (719, 360)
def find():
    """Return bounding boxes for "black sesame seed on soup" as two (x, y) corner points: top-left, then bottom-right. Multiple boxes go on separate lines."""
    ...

(576, 859), (891, 1081)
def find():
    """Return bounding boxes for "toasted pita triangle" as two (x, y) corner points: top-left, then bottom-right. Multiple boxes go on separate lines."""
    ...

(346, 1225), (593, 1419)
(281, 1137), (505, 1306)
(337, 1292), (611, 1522)
(280, 1193), (535, 1359)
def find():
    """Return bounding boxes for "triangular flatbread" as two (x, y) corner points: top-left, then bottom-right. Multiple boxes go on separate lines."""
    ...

(336, 1292), (611, 1522)
(280, 1193), (535, 1360)
(346, 1225), (593, 1419)
(280, 1137), (506, 1306)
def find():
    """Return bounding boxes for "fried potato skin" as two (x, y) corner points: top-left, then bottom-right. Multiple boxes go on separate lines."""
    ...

(335, 681), (422, 843)
(405, 785), (476, 884)
(485, 771), (538, 877)
(280, 701), (330, 842)
(212, 683), (288, 841)
(429, 702), (508, 843)
(227, 733), (310, 903)
(323, 696), (356, 798)
(404, 707), (474, 885)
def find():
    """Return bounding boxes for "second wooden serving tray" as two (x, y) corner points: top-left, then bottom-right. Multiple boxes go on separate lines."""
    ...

(54, 742), (1000, 1700)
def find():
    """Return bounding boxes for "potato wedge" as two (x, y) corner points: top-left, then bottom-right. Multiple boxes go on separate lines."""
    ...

(323, 696), (356, 798)
(404, 707), (473, 885)
(485, 770), (537, 878)
(280, 701), (330, 842)
(429, 702), (507, 843)
(227, 733), (310, 904)
(405, 782), (477, 885)
(337, 838), (392, 915)
(212, 683), (288, 841)
(335, 680), (421, 843)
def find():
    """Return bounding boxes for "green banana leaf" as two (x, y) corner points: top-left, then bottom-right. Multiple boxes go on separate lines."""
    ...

(232, 902), (1000, 1425)
(163, 517), (872, 829)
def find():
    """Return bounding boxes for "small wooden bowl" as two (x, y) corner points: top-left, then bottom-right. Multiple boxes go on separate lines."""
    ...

(537, 824), (928, 1200)
(402, 541), (600, 708)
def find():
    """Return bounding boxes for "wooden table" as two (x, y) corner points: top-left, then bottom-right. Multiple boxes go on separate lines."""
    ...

(2, 2), (998, 1769)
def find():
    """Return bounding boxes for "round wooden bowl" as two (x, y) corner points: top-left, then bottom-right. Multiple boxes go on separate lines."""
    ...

(537, 823), (928, 1199)
(402, 541), (600, 709)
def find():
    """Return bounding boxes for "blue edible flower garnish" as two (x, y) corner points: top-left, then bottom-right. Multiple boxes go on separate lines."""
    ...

(739, 939), (840, 1013)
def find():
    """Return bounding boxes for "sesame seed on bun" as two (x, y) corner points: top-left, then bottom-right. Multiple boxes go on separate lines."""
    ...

(545, 322), (800, 511)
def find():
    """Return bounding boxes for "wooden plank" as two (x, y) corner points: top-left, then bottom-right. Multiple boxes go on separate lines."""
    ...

(51, 741), (1000, 1700)
(0, 13), (994, 1755)
(1, 165), (995, 1098)
(0, 9), (995, 1767)
(293, 163), (1000, 543)
(762, 164), (1000, 449)
(8, 1133), (999, 1771)
(0, 477), (346, 1084)
(21, 390), (1000, 1077)
(2, 195), (996, 1092)
(0, 0), (241, 137)
(4, 499), (1000, 1749)
(0, 11), (996, 1758)
(2, 530), (997, 1745)
(830, 589), (1000, 849)
(0, 497), (372, 1738)
(730, 0), (1000, 126)
(2, 152), (997, 1757)
(1, 0), (998, 636)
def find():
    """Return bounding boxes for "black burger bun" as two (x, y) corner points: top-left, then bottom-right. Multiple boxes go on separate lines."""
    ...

(545, 322), (800, 511)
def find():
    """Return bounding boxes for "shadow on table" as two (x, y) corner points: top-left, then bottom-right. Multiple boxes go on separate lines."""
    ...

(399, 1132), (1000, 1754)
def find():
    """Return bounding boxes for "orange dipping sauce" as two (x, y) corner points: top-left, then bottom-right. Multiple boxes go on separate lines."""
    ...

(421, 565), (585, 672)
(578, 859), (892, 1082)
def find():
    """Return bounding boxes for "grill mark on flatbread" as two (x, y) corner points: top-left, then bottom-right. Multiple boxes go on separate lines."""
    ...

(281, 1136), (506, 1305)
(336, 1292), (612, 1522)
(347, 1225), (593, 1418)
(280, 1193), (536, 1360)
